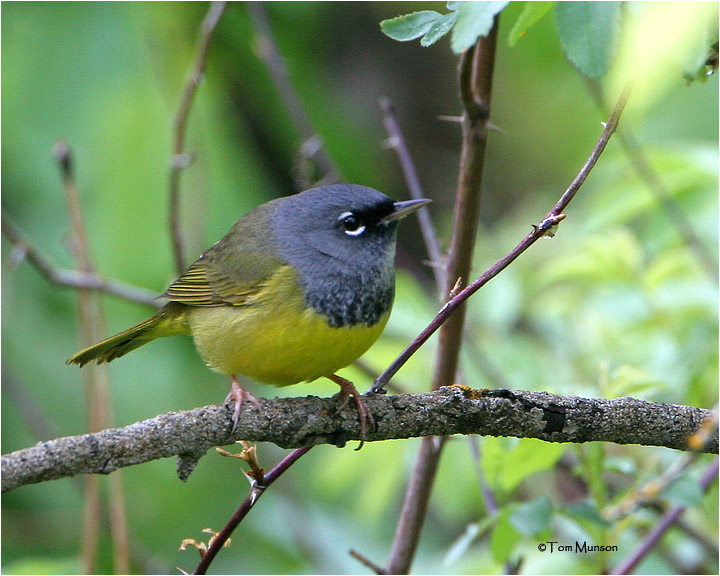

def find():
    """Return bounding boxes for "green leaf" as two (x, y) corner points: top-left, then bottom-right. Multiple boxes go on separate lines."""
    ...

(510, 497), (553, 535)
(664, 475), (705, 507)
(450, 1), (509, 53)
(508, 2), (556, 46)
(380, 11), (443, 42)
(490, 511), (521, 564)
(483, 438), (565, 493)
(555, 1), (621, 78)
(683, 38), (719, 84)
(444, 516), (497, 566)
(447, 0), (463, 11)
(604, 364), (668, 399)
(421, 11), (459, 47)
(565, 500), (609, 527)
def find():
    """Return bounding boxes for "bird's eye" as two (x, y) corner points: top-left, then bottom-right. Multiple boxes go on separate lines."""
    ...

(338, 211), (366, 236)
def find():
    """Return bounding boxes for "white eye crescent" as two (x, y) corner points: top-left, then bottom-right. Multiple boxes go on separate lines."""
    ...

(338, 211), (366, 236)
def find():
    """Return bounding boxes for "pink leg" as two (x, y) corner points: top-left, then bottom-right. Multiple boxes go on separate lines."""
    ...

(225, 376), (262, 432)
(327, 373), (375, 446)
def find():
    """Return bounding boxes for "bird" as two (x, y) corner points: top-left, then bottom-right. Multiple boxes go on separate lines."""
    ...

(67, 184), (430, 440)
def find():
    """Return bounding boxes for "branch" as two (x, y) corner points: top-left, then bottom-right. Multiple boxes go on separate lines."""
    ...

(1, 214), (162, 308)
(3, 388), (715, 493)
(192, 446), (312, 574)
(56, 141), (131, 574)
(384, 25), (501, 575)
(169, 1), (227, 274)
(247, 1), (340, 186)
(584, 79), (719, 282)
(379, 96), (445, 292)
(610, 457), (719, 575)
(371, 82), (634, 394)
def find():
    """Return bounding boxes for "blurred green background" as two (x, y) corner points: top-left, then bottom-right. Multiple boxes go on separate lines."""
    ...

(2, 2), (717, 574)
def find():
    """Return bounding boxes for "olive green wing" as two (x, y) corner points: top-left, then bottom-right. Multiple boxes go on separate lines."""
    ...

(163, 203), (286, 307)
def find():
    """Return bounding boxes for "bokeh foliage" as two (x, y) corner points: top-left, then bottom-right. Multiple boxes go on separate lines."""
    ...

(2, 2), (717, 574)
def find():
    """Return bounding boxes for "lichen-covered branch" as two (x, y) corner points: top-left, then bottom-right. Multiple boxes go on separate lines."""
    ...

(3, 388), (715, 493)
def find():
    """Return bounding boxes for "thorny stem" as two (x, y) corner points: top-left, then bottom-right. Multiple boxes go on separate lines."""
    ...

(379, 63), (632, 576)
(379, 96), (445, 292)
(384, 21), (500, 575)
(371, 82), (633, 394)
(248, 2), (340, 186)
(169, 1), (227, 274)
(193, 446), (312, 574)
(584, 79), (718, 282)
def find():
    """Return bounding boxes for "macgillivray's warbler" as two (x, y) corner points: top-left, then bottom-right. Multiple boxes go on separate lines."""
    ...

(67, 184), (430, 439)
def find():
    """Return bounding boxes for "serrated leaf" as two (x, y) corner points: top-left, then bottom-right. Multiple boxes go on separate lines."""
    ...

(508, 2), (555, 46)
(450, 1), (509, 53)
(555, 2), (621, 78)
(421, 11), (459, 47)
(380, 11), (443, 42)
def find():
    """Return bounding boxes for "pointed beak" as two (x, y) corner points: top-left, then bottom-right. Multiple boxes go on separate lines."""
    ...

(381, 198), (432, 223)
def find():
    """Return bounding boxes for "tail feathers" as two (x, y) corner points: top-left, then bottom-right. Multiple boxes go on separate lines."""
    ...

(66, 303), (189, 367)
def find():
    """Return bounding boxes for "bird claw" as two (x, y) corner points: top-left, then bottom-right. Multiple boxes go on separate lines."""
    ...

(225, 377), (262, 433)
(328, 374), (376, 449)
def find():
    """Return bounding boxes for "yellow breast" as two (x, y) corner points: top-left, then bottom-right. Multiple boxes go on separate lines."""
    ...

(186, 266), (390, 385)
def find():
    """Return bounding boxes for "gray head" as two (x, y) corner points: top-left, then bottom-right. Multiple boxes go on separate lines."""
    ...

(271, 184), (429, 327)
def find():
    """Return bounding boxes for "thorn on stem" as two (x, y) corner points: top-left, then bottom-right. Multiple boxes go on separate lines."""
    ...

(532, 213), (567, 238)
(171, 152), (194, 170)
(448, 277), (464, 299)
(486, 122), (505, 134)
(437, 114), (464, 124)
(381, 135), (401, 150)
(349, 549), (385, 574)
(53, 140), (73, 179)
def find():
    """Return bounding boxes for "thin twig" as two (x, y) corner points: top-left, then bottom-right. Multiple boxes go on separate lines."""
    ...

(584, 79), (718, 282)
(192, 446), (312, 574)
(349, 549), (386, 574)
(1, 214), (161, 307)
(379, 96), (445, 292)
(56, 141), (130, 574)
(370, 82), (633, 394)
(247, 2), (340, 186)
(609, 457), (719, 575)
(169, 1), (227, 274)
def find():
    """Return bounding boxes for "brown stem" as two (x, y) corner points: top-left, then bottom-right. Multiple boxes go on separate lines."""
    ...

(169, 1), (227, 274)
(379, 96), (445, 292)
(610, 457), (719, 575)
(56, 142), (130, 574)
(371, 82), (633, 393)
(1, 214), (161, 307)
(247, 2), (340, 186)
(385, 21), (500, 575)
(192, 446), (312, 574)
(584, 79), (718, 282)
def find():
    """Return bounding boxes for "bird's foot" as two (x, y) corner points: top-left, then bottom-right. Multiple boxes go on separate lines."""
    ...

(225, 376), (262, 433)
(327, 374), (375, 449)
